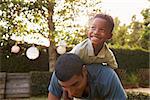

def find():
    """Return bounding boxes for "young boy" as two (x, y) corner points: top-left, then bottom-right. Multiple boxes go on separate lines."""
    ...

(70, 13), (118, 69)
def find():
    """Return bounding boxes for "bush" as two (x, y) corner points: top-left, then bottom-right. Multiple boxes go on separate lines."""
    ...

(1, 51), (49, 72)
(138, 69), (150, 88)
(111, 48), (149, 69)
(1, 48), (149, 72)
(115, 69), (149, 89)
(30, 71), (52, 96)
(127, 92), (150, 100)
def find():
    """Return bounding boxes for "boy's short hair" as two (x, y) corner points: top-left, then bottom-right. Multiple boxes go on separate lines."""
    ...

(94, 13), (114, 33)
(55, 53), (84, 82)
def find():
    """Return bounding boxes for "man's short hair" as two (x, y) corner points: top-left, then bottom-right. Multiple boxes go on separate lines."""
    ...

(55, 53), (84, 82)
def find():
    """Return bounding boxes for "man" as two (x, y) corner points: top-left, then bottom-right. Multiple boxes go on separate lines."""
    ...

(48, 54), (127, 100)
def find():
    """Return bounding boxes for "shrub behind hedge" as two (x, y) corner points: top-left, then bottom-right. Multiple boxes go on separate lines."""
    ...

(127, 92), (150, 100)
(30, 71), (52, 96)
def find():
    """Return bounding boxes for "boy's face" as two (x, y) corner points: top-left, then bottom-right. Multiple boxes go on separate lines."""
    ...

(87, 18), (112, 47)
(58, 67), (88, 98)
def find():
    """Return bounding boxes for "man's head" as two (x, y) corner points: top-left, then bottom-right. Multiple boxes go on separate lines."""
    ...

(55, 54), (88, 98)
(87, 13), (114, 48)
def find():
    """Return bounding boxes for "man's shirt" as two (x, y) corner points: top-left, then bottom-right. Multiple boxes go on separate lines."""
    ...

(48, 64), (127, 99)
(70, 38), (118, 69)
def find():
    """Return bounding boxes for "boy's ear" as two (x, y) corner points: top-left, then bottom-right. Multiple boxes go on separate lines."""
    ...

(107, 33), (112, 39)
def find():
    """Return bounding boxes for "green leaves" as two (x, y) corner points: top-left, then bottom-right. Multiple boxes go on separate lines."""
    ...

(0, 0), (149, 50)
(0, 0), (50, 47)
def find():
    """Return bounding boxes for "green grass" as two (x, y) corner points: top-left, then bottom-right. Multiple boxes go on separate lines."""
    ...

(18, 96), (47, 100)
(30, 96), (47, 100)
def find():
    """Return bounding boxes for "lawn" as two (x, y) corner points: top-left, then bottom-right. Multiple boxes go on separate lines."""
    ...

(30, 96), (47, 100)
(17, 96), (47, 100)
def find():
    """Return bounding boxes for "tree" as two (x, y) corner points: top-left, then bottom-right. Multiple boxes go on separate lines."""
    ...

(127, 15), (143, 48)
(0, 0), (102, 72)
(111, 8), (149, 50)
(127, 8), (149, 50)
(140, 8), (150, 50)
(47, 0), (56, 72)
(53, 0), (102, 47)
(0, 0), (50, 46)
(0, 0), (54, 71)
(48, 0), (102, 71)
(110, 17), (129, 48)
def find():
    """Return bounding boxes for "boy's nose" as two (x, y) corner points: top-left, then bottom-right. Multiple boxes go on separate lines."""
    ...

(93, 30), (98, 35)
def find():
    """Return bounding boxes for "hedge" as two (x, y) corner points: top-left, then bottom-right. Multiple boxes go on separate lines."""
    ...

(1, 48), (149, 72)
(127, 92), (150, 100)
(1, 51), (49, 72)
(111, 48), (149, 70)
(30, 71), (52, 96)
(115, 69), (150, 89)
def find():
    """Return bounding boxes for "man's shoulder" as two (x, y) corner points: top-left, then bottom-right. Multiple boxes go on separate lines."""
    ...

(86, 64), (116, 99)
(49, 72), (59, 85)
(87, 64), (115, 80)
(87, 64), (114, 72)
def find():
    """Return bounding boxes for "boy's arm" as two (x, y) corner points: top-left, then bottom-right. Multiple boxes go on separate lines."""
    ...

(69, 45), (79, 54)
(69, 45), (83, 58)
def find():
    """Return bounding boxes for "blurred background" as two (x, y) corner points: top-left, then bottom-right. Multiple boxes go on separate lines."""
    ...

(0, 0), (149, 99)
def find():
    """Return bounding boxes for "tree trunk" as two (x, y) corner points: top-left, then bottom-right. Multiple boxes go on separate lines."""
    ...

(48, 44), (56, 72)
(48, 1), (56, 72)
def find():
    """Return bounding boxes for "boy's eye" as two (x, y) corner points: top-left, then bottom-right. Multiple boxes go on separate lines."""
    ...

(96, 28), (105, 33)
(99, 29), (104, 31)
(90, 26), (96, 30)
